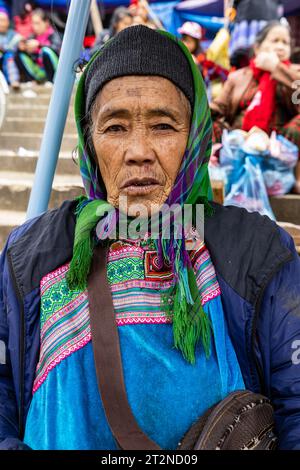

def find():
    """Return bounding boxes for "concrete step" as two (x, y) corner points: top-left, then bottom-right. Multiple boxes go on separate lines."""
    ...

(7, 93), (75, 107)
(0, 210), (26, 248)
(0, 171), (84, 212)
(6, 104), (75, 120)
(0, 171), (82, 186)
(8, 94), (51, 105)
(15, 83), (78, 95)
(0, 153), (80, 175)
(0, 132), (78, 153)
(270, 195), (300, 226)
(15, 84), (57, 95)
(1, 117), (77, 134)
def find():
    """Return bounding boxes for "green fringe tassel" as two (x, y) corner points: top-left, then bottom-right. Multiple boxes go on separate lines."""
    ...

(197, 196), (215, 218)
(164, 266), (211, 364)
(67, 196), (213, 363)
(66, 199), (111, 290)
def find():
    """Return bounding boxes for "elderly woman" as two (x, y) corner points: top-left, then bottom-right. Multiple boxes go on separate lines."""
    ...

(211, 21), (300, 192)
(0, 26), (300, 451)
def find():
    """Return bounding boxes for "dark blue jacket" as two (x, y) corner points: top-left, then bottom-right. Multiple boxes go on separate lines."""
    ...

(0, 200), (300, 450)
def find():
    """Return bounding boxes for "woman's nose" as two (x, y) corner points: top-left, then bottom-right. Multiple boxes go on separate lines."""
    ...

(124, 134), (156, 166)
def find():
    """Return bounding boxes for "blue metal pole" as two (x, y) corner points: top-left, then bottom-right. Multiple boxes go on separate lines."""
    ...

(26, 0), (92, 220)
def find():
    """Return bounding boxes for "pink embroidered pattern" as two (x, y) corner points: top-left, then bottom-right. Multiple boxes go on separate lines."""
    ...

(34, 240), (221, 393)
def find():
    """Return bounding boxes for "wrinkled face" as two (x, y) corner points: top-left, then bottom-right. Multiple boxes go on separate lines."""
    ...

(255, 25), (291, 61)
(32, 14), (48, 35)
(91, 76), (191, 216)
(115, 15), (132, 34)
(182, 34), (198, 54)
(0, 13), (9, 33)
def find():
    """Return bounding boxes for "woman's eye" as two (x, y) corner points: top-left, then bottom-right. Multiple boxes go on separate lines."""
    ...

(153, 123), (175, 131)
(105, 125), (125, 133)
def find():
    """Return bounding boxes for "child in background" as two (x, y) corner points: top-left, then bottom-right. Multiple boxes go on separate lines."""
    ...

(16, 8), (61, 84)
(178, 22), (229, 100)
(0, 6), (22, 89)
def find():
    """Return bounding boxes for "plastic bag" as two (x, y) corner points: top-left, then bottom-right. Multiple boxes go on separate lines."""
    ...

(220, 129), (248, 193)
(262, 165), (295, 196)
(262, 132), (298, 196)
(224, 156), (276, 220)
(220, 129), (298, 198)
(269, 132), (298, 169)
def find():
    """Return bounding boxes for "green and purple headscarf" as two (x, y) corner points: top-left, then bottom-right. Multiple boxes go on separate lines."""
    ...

(67, 28), (214, 364)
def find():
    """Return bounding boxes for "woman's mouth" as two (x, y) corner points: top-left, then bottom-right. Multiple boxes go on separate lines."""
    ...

(121, 177), (161, 196)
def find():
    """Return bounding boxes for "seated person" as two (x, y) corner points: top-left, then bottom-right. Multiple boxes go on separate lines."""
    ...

(211, 21), (300, 193)
(16, 8), (61, 84)
(90, 6), (133, 56)
(0, 6), (22, 89)
(178, 21), (229, 101)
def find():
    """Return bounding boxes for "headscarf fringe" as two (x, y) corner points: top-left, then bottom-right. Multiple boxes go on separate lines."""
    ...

(161, 235), (212, 364)
(66, 199), (111, 290)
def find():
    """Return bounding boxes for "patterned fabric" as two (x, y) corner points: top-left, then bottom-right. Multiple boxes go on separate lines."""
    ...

(74, 29), (213, 205)
(34, 264), (90, 393)
(107, 243), (144, 283)
(33, 239), (221, 395)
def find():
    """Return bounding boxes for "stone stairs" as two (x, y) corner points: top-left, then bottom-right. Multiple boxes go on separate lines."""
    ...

(0, 85), (83, 248)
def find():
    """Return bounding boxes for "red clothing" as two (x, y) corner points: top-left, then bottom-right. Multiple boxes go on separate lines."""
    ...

(13, 14), (33, 39)
(34, 26), (56, 50)
(242, 59), (291, 133)
(197, 52), (229, 83)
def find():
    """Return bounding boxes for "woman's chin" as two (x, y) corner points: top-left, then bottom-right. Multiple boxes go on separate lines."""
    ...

(119, 192), (169, 217)
(107, 187), (170, 217)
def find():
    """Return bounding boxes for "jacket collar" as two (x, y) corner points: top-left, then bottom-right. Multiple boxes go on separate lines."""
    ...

(205, 203), (293, 305)
(8, 200), (293, 304)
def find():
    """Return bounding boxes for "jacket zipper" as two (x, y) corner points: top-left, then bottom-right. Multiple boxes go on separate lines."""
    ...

(7, 250), (26, 439)
(251, 252), (294, 395)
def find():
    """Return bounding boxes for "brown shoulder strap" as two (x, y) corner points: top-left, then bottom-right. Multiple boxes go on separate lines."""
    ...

(87, 244), (161, 450)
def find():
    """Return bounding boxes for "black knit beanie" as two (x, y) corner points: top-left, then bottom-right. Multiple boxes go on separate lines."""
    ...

(84, 25), (194, 113)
